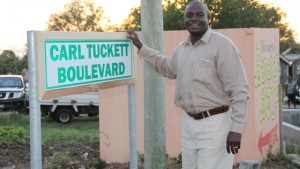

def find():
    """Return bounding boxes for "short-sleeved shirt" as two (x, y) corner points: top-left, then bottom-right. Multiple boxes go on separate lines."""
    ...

(138, 28), (250, 133)
(286, 80), (296, 94)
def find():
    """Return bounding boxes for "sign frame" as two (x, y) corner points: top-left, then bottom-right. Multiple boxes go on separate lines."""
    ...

(34, 31), (137, 100)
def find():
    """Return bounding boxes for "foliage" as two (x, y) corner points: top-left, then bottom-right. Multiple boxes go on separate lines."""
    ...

(93, 158), (108, 169)
(209, 0), (296, 53)
(0, 113), (99, 142)
(46, 0), (109, 32)
(169, 152), (182, 164)
(286, 145), (300, 155)
(0, 50), (27, 74)
(0, 112), (30, 126)
(260, 144), (300, 169)
(121, 0), (190, 31)
(0, 112), (102, 168)
(162, 0), (189, 30)
(0, 126), (27, 141)
(120, 7), (141, 31)
(47, 152), (71, 169)
(287, 43), (300, 54)
(123, 0), (298, 53)
(138, 152), (144, 164)
(41, 116), (99, 142)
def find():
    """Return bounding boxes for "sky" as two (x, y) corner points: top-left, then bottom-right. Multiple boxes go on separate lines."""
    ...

(0, 0), (299, 57)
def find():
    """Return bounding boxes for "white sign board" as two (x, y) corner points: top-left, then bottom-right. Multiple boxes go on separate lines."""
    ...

(33, 31), (136, 100)
(44, 39), (133, 91)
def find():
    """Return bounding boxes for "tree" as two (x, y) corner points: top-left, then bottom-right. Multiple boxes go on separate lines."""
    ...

(121, 7), (141, 31)
(122, 0), (297, 52)
(121, 0), (189, 31)
(46, 0), (109, 32)
(0, 50), (21, 74)
(162, 0), (188, 30)
(209, 0), (296, 52)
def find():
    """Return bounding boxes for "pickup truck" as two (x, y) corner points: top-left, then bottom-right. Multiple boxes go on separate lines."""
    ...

(1, 74), (100, 123)
(40, 92), (99, 124)
(0, 75), (27, 112)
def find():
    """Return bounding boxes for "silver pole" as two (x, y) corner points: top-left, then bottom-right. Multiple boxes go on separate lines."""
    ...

(27, 31), (42, 169)
(128, 84), (138, 169)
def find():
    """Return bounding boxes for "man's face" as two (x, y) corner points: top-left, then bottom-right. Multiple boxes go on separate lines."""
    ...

(184, 2), (209, 36)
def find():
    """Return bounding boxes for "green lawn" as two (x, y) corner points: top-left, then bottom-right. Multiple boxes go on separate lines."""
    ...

(0, 112), (99, 143)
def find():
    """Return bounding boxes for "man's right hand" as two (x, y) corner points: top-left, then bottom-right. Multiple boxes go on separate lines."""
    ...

(126, 30), (143, 50)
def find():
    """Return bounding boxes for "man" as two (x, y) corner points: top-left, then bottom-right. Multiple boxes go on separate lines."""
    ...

(286, 75), (297, 109)
(127, 1), (249, 168)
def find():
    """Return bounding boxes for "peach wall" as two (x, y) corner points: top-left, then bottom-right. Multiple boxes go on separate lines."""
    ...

(100, 28), (280, 164)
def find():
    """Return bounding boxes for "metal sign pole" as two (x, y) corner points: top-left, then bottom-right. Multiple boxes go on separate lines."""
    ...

(128, 84), (138, 169)
(27, 31), (42, 169)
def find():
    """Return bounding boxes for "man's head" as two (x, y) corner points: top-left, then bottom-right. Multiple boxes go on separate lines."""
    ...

(184, 0), (210, 37)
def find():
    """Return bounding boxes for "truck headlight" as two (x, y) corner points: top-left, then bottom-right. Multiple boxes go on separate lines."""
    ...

(13, 92), (23, 98)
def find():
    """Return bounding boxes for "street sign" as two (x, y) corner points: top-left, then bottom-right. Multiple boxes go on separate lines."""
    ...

(33, 31), (136, 100)
(44, 39), (133, 90)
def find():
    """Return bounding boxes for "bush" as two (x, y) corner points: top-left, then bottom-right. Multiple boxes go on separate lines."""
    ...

(0, 126), (27, 141)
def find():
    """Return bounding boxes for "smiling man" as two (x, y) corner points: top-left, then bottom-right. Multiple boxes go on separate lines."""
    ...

(127, 1), (249, 169)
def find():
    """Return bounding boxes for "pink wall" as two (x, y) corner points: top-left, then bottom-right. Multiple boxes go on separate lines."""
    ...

(99, 28), (280, 163)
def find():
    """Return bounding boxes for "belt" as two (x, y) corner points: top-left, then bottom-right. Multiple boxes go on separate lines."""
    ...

(187, 106), (229, 120)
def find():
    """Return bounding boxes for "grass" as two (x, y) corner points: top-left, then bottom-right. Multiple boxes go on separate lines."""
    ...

(260, 152), (300, 169)
(259, 145), (300, 169)
(0, 111), (99, 143)
(47, 152), (71, 168)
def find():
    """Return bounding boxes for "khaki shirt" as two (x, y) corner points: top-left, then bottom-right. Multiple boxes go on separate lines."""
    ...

(138, 28), (249, 133)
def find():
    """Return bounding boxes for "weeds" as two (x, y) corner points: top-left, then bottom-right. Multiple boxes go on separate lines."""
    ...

(46, 152), (71, 169)
(93, 158), (108, 169)
(0, 112), (100, 168)
(169, 153), (182, 164)
(287, 145), (300, 155)
(260, 144), (300, 169)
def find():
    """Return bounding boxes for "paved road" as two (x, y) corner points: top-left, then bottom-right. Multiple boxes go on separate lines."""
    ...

(281, 101), (300, 111)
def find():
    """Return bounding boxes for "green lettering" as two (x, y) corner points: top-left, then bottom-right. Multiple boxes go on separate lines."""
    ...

(76, 66), (84, 81)
(67, 66), (76, 82)
(85, 65), (91, 80)
(86, 44), (93, 58)
(92, 44), (99, 58)
(50, 45), (59, 61)
(105, 63), (111, 76)
(119, 62), (125, 75)
(97, 64), (105, 77)
(114, 44), (120, 57)
(101, 44), (107, 58)
(111, 63), (118, 76)
(107, 44), (114, 57)
(68, 45), (77, 60)
(91, 64), (98, 79)
(120, 44), (129, 56)
(77, 45), (84, 59)
(57, 67), (66, 83)
(60, 45), (68, 61)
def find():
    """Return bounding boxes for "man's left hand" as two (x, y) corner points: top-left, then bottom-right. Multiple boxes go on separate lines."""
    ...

(226, 131), (242, 154)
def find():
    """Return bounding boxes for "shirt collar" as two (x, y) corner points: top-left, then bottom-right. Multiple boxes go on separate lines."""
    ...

(183, 27), (212, 46)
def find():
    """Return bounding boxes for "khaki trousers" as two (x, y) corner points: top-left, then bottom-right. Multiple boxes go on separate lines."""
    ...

(181, 109), (234, 169)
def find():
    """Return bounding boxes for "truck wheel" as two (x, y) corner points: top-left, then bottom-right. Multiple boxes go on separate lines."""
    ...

(55, 108), (73, 124)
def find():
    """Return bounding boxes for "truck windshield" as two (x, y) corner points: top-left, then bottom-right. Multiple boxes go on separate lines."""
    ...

(0, 77), (23, 88)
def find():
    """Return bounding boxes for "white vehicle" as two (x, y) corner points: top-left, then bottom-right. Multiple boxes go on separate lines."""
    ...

(0, 75), (27, 112)
(40, 92), (100, 124)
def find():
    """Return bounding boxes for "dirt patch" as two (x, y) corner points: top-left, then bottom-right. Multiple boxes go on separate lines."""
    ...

(0, 140), (100, 169)
(0, 140), (182, 169)
(0, 140), (296, 169)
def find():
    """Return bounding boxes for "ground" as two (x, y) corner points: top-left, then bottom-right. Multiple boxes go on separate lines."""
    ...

(1, 140), (297, 169)
(0, 140), (182, 169)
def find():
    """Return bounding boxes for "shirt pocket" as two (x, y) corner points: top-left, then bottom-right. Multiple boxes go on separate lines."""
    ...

(191, 59), (215, 85)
